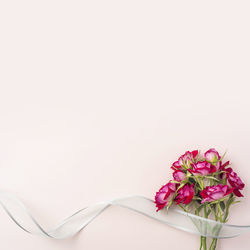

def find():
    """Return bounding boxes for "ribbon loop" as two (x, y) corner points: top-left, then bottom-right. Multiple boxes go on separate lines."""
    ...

(0, 192), (249, 239)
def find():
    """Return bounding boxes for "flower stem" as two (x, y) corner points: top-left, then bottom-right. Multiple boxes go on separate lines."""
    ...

(202, 205), (208, 250)
(209, 197), (232, 250)
(202, 236), (207, 250)
(209, 239), (217, 250)
(199, 236), (203, 250)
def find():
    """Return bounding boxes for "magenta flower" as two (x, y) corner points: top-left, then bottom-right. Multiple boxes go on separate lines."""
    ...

(179, 150), (198, 166)
(171, 150), (199, 170)
(192, 150), (199, 159)
(155, 182), (177, 211)
(171, 160), (182, 170)
(204, 148), (221, 164)
(175, 184), (194, 205)
(200, 184), (233, 203)
(173, 170), (186, 182)
(226, 168), (245, 197)
(189, 161), (216, 176)
(155, 148), (245, 250)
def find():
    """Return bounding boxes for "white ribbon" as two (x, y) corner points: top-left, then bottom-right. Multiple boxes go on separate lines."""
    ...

(0, 191), (249, 239)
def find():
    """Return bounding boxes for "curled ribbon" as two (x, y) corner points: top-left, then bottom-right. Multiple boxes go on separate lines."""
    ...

(0, 191), (249, 239)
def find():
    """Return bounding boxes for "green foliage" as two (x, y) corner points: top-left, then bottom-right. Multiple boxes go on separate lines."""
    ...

(219, 201), (225, 212)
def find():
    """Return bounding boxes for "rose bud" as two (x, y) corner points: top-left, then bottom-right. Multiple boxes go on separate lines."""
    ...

(155, 182), (177, 211)
(225, 168), (245, 197)
(175, 183), (194, 205)
(189, 161), (217, 176)
(191, 150), (199, 159)
(204, 148), (221, 165)
(173, 170), (186, 182)
(200, 184), (233, 203)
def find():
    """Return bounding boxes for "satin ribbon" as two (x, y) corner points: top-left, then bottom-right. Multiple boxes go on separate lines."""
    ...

(0, 191), (249, 239)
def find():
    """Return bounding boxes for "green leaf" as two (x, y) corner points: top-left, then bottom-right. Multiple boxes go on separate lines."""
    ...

(209, 196), (227, 205)
(206, 176), (220, 182)
(227, 194), (235, 206)
(193, 196), (202, 200)
(188, 177), (196, 184)
(232, 201), (240, 205)
(220, 201), (225, 211)
(216, 170), (226, 175)
(220, 150), (227, 161)
(166, 200), (173, 211)
(207, 208), (212, 216)
(170, 180), (181, 184)
(176, 182), (186, 192)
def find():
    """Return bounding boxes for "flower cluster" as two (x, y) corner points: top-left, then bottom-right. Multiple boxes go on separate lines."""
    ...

(154, 148), (245, 249)
(155, 148), (245, 211)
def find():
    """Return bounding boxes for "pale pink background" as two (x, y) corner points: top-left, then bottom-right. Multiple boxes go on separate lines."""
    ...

(0, 1), (250, 249)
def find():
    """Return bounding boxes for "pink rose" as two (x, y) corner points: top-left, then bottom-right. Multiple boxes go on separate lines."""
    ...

(225, 168), (245, 197)
(189, 161), (216, 176)
(173, 170), (186, 182)
(179, 150), (198, 166)
(200, 184), (233, 203)
(155, 182), (177, 211)
(175, 184), (194, 205)
(171, 150), (199, 170)
(204, 148), (221, 164)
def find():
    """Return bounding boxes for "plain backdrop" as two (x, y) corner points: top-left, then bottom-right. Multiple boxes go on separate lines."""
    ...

(0, 1), (250, 249)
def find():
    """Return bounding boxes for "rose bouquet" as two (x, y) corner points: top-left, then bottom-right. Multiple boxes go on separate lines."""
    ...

(155, 149), (245, 250)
